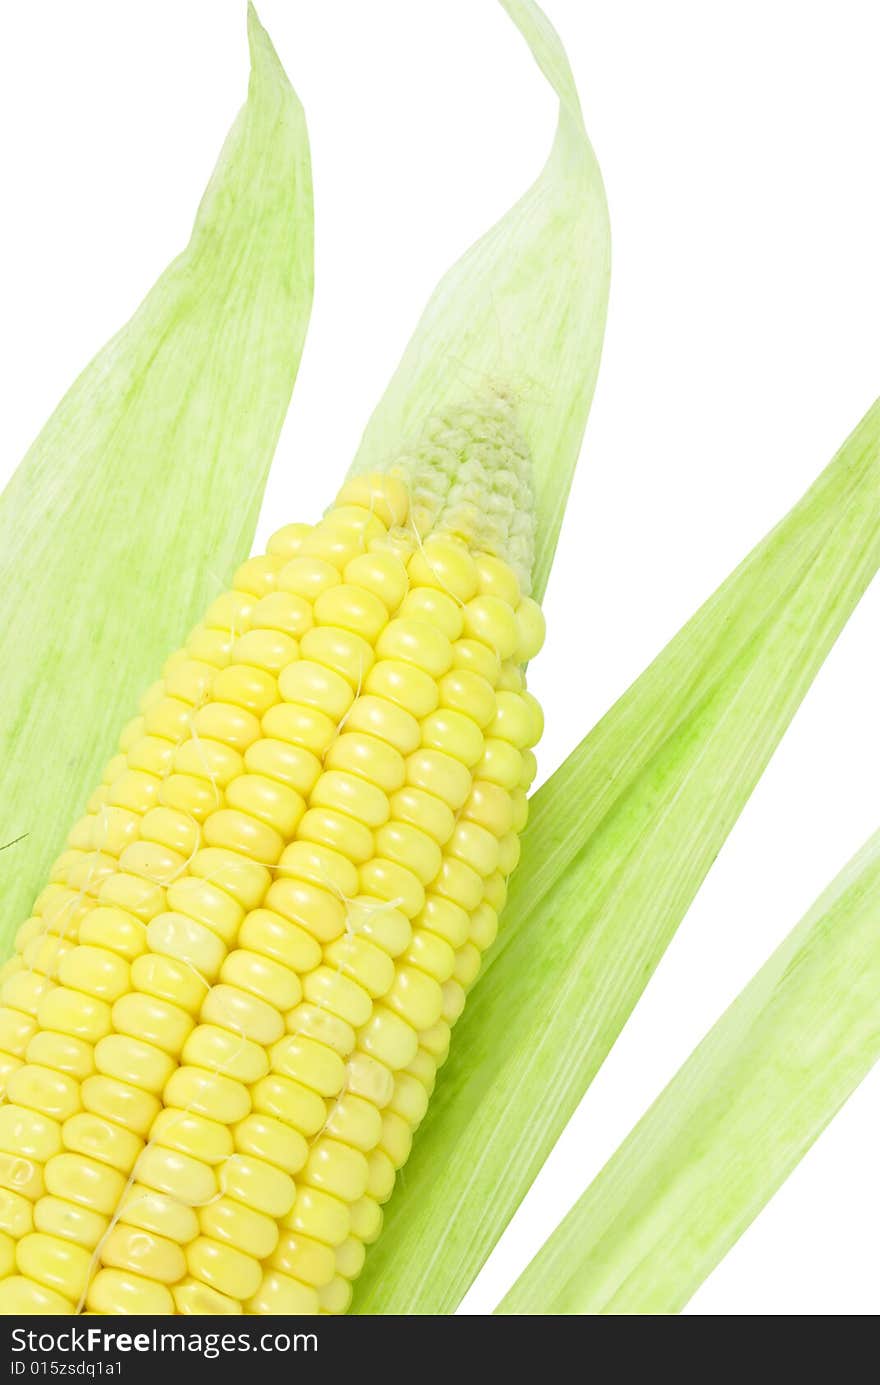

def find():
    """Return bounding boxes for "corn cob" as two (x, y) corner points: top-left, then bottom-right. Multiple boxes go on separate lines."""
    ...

(0, 398), (544, 1315)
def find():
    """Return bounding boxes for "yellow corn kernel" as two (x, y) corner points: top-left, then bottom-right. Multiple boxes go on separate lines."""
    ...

(283, 1187), (350, 1247)
(0, 1107), (62, 1163)
(336, 473), (409, 529)
(44, 1153), (124, 1215)
(187, 626), (235, 667)
(324, 934), (395, 998)
(406, 748), (471, 810)
(235, 1112), (307, 1174)
(271, 1035), (345, 1097)
(252, 590), (314, 639)
(87, 1267), (175, 1315)
(81, 1075), (160, 1139)
(239, 908), (322, 974)
(131, 953), (207, 1016)
(186, 1237), (262, 1299)
(100, 1224), (187, 1284)
(117, 1184), (199, 1244)
(270, 1229), (336, 1287)
(452, 636), (501, 684)
(233, 628), (298, 675)
(251, 1075), (326, 1138)
(0, 1012), (44, 1060)
(310, 770), (389, 829)
(296, 807), (375, 867)
(62, 1113), (142, 1173)
(401, 587), (464, 641)
(358, 1006), (418, 1070)
(249, 1269), (321, 1315)
(245, 737), (322, 796)
(348, 898), (412, 957)
(57, 947), (130, 1004)
(135, 1146), (216, 1206)
(94, 1035), (176, 1095)
(343, 552), (409, 612)
(34, 1197), (107, 1250)
(222, 1154), (295, 1218)
(407, 537), (478, 602)
(469, 902), (499, 951)
(287, 1003), (354, 1058)
(7, 1066), (81, 1122)
(303, 967), (372, 1028)
(226, 773), (305, 837)
(515, 596), (546, 660)
(447, 820), (500, 877)
(325, 1094), (383, 1152)
(174, 1278), (243, 1315)
(279, 659), (354, 721)
(221, 949), (301, 1013)
(364, 659), (439, 718)
(183, 1025), (268, 1084)
(146, 913), (225, 981)
(0, 1276), (74, 1314)
(374, 821), (442, 886)
(166, 877), (244, 941)
(404, 929), (456, 984)
(203, 808), (283, 866)
(1, 972), (53, 1019)
(189, 848), (269, 911)
(112, 993), (193, 1056)
(149, 1109), (233, 1165)
(343, 693), (420, 754)
(201, 984), (284, 1047)
(365, 1149), (396, 1202)
(442, 979), (467, 1023)
(390, 1071), (430, 1127)
(349, 1196), (383, 1245)
(233, 556), (284, 597)
(173, 737), (243, 787)
(266, 877), (346, 944)
(267, 522), (312, 560)
(200, 1196), (279, 1259)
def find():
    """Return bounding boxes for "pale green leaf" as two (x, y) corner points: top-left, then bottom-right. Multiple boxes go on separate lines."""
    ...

(499, 827), (880, 1314)
(348, 0), (610, 599)
(0, 5), (313, 951)
(352, 397), (880, 1315)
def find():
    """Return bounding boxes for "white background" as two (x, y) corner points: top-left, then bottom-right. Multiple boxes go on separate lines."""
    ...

(2, 0), (880, 1316)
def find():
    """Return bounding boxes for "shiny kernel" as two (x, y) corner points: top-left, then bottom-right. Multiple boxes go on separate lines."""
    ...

(419, 1018), (451, 1062)
(186, 626), (234, 668)
(222, 1154), (295, 1219)
(95, 1035), (176, 1094)
(250, 1269), (321, 1315)
(232, 628), (298, 675)
(271, 1034), (345, 1097)
(455, 943), (483, 988)
(407, 537), (478, 601)
(100, 1224), (186, 1284)
(131, 953), (207, 1015)
(366, 1148), (396, 1202)
(234, 1113), (306, 1175)
(437, 671), (496, 734)
(404, 929), (456, 983)
(81, 1075), (160, 1139)
(400, 587), (464, 640)
(0, 1151), (43, 1200)
(44, 1153), (124, 1214)
(112, 993), (193, 1056)
(358, 1005), (417, 1069)
(174, 1278), (242, 1315)
(245, 738), (322, 797)
(515, 596), (546, 660)
(34, 1198), (107, 1250)
(314, 583), (388, 643)
(183, 1025), (269, 1084)
(484, 870), (508, 912)
(221, 949), (301, 1013)
(164, 658), (216, 705)
(324, 934), (395, 998)
(58, 852), (116, 897)
(365, 659), (439, 718)
(286, 1003), (354, 1057)
(252, 590), (314, 638)
(159, 773), (220, 823)
(462, 779), (514, 836)
(186, 1237), (263, 1299)
(26, 1034), (94, 1082)
(391, 1072), (430, 1126)
(278, 555), (340, 601)
(167, 876), (245, 938)
(452, 637), (501, 684)
(163, 1067), (250, 1126)
(267, 522), (312, 559)
(489, 690), (536, 749)
(389, 786), (455, 846)
(251, 1075), (326, 1138)
(0, 1106), (61, 1162)
(211, 664), (279, 718)
(303, 967), (372, 1028)
(498, 831), (522, 875)
(146, 913), (225, 981)
(442, 979), (467, 1023)
(349, 1196), (383, 1245)
(262, 704), (337, 761)
(238, 909), (322, 973)
(343, 552), (409, 613)
(376, 618), (452, 678)
(2, 972), (53, 1019)
(38, 988), (111, 1044)
(420, 707), (484, 768)
(303, 1138), (368, 1202)
(406, 748), (472, 810)
(380, 1110), (413, 1168)
(359, 858), (425, 919)
(335, 473), (409, 528)
(173, 737), (243, 787)
(88, 1267), (176, 1315)
(469, 901), (499, 951)
(270, 1230), (335, 1287)
(135, 1146), (216, 1206)
(189, 848), (269, 911)
(319, 1275), (353, 1315)
(283, 1187), (350, 1247)
(150, 1108), (232, 1164)
(266, 877), (347, 943)
(203, 807), (283, 865)
(192, 701), (261, 751)
(385, 965), (443, 1029)
(434, 857), (484, 912)
(279, 659), (354, 720)
(475, 552), (521, 605)
(477, 738), (523, 790)
(140, 806), (201, 859)
(310, 769), (389, 830)
(347, 899), (412, 957)
(448, 820), (500, 876)
(118, 1183), (199, 1243)
(1, 1274), (73, 1314)
(520, 748), (538, 789)
(498, 659), (524, 692)
(118, 840), (186, 887)
(62, 1112), (142, 1172)
(226, 774), (305, 837)
(295, 807), (375, 867)
(7, 1066), (81, 1122)
(200, 1197), (278, 1260)
(375, 821), (442, 885)
(301, 625), (374, 688)
(201, 984), (284, 1046)
(325, 1093), (383, 1152)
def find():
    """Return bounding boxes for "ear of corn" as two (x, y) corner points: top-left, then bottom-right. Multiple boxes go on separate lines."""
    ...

(348, 0), (611, 600)
(0, 424), (545, 1313)
(350, 397), (880, 1315)
(0, 4), (313, 953)
(499, 826), (880, 1314)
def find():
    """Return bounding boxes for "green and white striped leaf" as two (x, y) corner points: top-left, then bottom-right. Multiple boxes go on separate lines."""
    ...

(352, 396), (880, 1315)
(0, 6), (313, 952)
(499, 826), (880, 1314)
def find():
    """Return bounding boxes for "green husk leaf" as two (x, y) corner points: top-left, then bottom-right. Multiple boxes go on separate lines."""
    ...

(499, 828), (880, 1314)
(352, 397), (880, 1315)
(348, 0), (610, 599)
(0, 5), (312, 952)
